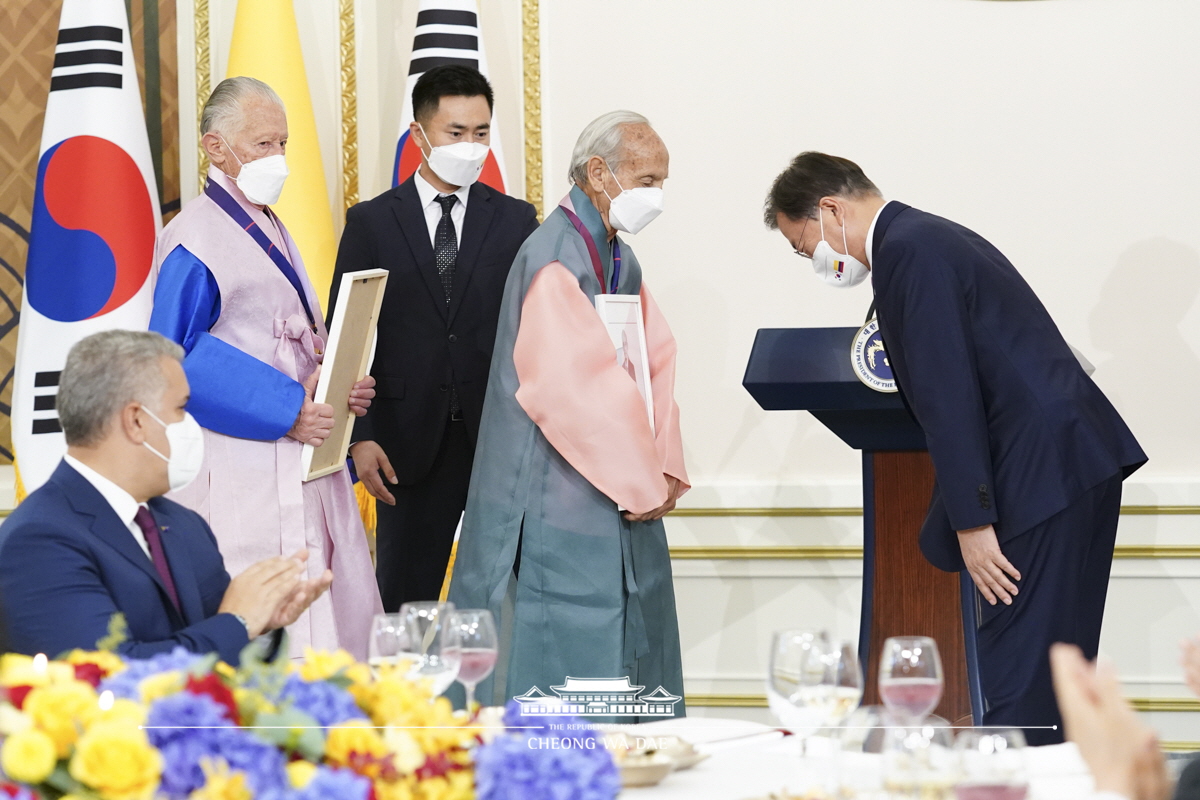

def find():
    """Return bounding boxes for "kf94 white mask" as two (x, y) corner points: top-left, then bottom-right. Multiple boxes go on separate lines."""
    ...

(222, 136), (289, 206)
(419, 124), (490, 188)
(143, 407), (205, 492)
(604, 162), (664, 235)
(812, 207), (869, 288)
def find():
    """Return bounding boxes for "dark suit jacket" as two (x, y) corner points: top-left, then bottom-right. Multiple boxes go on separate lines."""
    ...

(871, 202), (1146, 572)
(329, 177), (538, 484)
(0, 461), (251, 664)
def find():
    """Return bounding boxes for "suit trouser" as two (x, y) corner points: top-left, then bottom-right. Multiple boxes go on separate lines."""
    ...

(375, 419), (473, 612)
(974, 472), (1123, 746)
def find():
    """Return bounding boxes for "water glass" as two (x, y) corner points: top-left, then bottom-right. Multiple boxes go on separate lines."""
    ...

(450, 609), (498, 711)
(879, 636), (944, 722)
(400, 601), (462, 696)
(955, 729), (1029, 800)
(766, 629), (831, 736)
(368, 613), (412, 673)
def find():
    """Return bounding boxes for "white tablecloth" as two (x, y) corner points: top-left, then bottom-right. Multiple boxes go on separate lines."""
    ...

(621, 717), (1097, 799)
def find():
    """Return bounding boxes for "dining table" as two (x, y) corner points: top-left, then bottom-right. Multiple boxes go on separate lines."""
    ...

(618, 716), (1099, 799)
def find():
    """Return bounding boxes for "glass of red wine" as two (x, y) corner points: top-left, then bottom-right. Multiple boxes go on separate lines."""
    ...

(955, 729), (1029, 800)
(450, 609), (498, 712)
(879, 636), (944, 722)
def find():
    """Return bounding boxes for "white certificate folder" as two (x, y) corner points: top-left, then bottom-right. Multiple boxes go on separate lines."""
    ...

(301, 268), (389, 481)
(594, 293), (655, 431)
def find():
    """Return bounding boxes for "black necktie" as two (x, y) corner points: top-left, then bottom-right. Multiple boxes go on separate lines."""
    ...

(434, 194), (461, 417)
(434, 194), (458, 304)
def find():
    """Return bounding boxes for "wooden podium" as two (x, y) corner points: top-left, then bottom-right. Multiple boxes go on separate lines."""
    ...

(743, 327), (982, 724)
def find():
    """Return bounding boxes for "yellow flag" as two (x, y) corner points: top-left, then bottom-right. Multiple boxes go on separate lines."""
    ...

(226, 0), (336, 308)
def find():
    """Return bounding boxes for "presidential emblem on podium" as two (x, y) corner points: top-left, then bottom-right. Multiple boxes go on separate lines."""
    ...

(851, 318), (897, 393)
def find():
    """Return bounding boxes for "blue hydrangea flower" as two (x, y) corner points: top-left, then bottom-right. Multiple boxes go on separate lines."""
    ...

(98, 646), (204, 700)
(146, 692), (233, 748)
(293, 767), (371, 800)
(211, 727), (289, 797)
(478, 702), (619, 800)
(279, 674), (365, 728)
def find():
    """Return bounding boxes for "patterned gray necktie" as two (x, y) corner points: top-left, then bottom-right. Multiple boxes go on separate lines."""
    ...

(434, 194), (458, 303)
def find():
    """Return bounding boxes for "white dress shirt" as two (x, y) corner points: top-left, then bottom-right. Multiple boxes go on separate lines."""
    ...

(64, 454), (152, 559)
(414, 168), (470, 247)
(864, 199), (891, 269)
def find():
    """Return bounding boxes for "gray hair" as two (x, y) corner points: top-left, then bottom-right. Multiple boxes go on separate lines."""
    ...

(58, 330), (184, 447)
(200, 76), (284, 137)
(568, 110), (651, 186)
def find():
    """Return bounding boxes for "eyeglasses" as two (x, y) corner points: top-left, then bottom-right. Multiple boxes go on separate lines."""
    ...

(793, 215), (814, 259)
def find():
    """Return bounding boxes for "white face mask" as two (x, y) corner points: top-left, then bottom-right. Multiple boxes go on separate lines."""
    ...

(603, 162), (664, 235)
(418, 124), (490, 188)
(142, 407), (205, 492)
(812, 207), (870, 288)
(221, 136), (289, 206)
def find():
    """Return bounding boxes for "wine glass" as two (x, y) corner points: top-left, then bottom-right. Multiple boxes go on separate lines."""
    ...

(766, 629), (831, 737)
(368, 613), (413, 674)
(450, 609), (498, 712)
(879, 636), (944, 722)
(822, 639), (864, 726)
(955, 729), (1029, 800)
(882, 716), (956, 799)
(400, 601), (462, 696)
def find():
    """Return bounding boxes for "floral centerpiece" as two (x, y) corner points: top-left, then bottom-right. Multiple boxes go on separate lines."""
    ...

(0, 643), (620, 800)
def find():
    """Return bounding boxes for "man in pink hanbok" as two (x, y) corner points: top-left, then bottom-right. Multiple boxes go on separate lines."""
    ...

(149, 77), (382, 659)
(448, 112), (688, 717)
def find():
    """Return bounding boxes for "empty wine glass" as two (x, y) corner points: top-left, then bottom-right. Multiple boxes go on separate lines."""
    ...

(955, 729), (1029, 800)
(368, 613), (413, 675)
(400, 601), (461, 696)
(879, 636), (944, 722)
(450, 609), (498, 712)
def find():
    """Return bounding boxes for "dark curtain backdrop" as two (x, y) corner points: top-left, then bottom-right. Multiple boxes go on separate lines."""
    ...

(0, 0), (178, 463)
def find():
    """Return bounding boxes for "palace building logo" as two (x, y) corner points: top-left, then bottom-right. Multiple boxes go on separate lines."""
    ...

(850, 318), (897, 393)
(513, 677), (682, 718)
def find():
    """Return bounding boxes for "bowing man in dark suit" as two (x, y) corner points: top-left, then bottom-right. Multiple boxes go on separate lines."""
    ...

(764, 152), (1146, 743)
(0, 330), (332, 663)
(330, 65), (538, 610)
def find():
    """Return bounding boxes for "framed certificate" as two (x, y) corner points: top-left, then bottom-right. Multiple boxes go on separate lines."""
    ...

(594, 293), (655, 431)
(302, 269), (389, 481)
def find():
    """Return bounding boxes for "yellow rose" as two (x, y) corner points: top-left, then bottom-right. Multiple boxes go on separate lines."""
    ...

(189, 759), (252, 800)
(93, 697), (147, 728)
(69, 721), (162, 800)
(63, 649), (127, 676)
(413, 771), (474, 800)
(299, 648), (373, 686)
(138, 670), (184, 704)
(0, 704), (32, 736)
(0, 653), (71, 688)
(286, 760), (318, 789)
(374, 777), (416, 800)
(382, 727), (426, 774)
(326, 719), (388, 775)
(1, 727), (58, 783)
(24, 680), (99, 757)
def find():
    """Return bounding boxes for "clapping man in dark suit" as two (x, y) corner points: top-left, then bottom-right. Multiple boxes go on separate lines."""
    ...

(764, 152), (1146, 743)
(0, 330), (332, 663)
(330, 65), (538, 610)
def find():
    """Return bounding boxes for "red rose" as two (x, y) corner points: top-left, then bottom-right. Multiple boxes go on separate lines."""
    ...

(73, 662), (105, 688)
(185, 673), (241, 725)
(6, 685), (33, 710)
(1, 782), (25, 797)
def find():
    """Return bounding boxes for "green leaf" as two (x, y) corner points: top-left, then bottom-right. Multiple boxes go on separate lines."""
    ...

(252, 708), (326, 761)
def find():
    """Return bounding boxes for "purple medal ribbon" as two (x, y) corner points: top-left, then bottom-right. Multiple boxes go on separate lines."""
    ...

(560, 204), (621, 293)
(204, 178), (316, 328)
